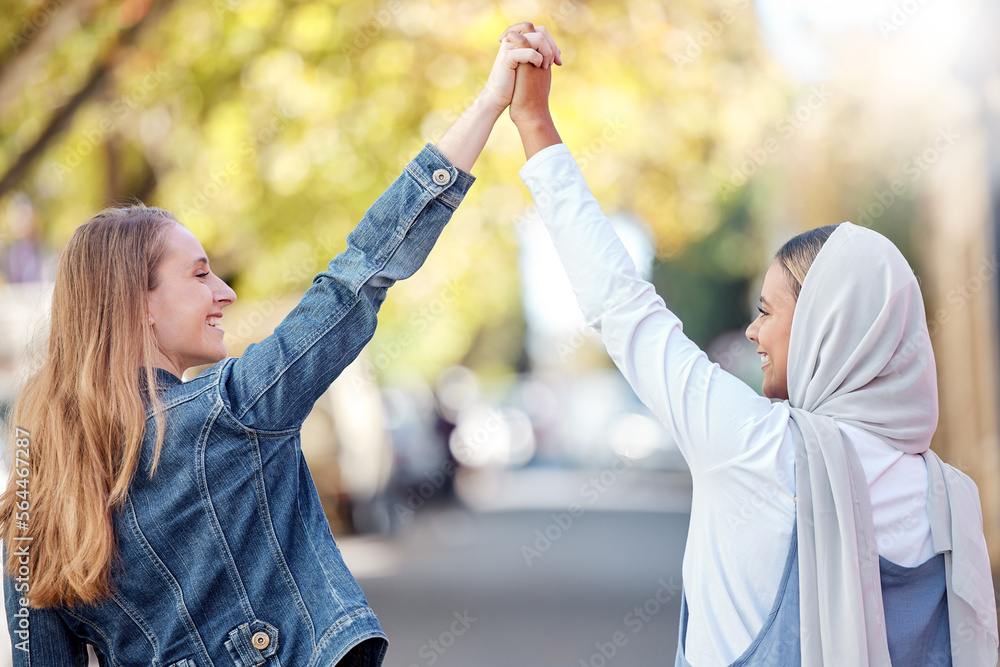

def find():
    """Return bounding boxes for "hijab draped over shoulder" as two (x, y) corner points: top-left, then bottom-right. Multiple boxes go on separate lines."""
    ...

(786, 221), (998, 666)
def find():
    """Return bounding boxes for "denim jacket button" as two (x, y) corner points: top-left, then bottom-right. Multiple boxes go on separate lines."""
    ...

(251, 631), (270, 650)
(432, 168), (451, 186)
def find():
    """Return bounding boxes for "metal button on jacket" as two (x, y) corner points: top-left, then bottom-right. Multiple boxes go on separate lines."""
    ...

(251, 631), (270, 650)
(432, 168), (451, 186)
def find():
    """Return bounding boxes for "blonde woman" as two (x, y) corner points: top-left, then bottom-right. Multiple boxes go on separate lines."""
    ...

(0, 27), (560, 666)
(508, 29), (997, 667)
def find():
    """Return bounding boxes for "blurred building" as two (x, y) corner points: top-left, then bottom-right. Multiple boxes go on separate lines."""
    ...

(755, 0), (1000, 572)
(921, 0), (1000, 569)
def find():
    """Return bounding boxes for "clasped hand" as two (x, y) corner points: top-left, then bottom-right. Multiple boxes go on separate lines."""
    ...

(434, 21), (561, 171)
(481, 22), (560, 126)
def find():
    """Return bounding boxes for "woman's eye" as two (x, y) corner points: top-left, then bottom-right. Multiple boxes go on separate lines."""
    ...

(757, 307), (768, 316)
(196, 272), (209, 278)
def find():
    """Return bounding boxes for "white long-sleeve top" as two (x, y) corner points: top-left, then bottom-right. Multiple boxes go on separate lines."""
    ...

(520, 143), (935, 666)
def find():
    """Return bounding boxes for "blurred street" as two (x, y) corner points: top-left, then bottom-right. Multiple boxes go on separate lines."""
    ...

(341, 469), (692, 667)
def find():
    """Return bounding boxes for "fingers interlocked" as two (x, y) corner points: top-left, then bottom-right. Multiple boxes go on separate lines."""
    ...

(499, 22), (562, 69)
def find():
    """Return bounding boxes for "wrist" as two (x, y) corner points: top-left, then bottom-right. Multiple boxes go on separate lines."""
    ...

(434, 89), (506, 174)
(472, 88), (509, 122)
(515, 113), (561, 161)
(512, 110), (554, 131)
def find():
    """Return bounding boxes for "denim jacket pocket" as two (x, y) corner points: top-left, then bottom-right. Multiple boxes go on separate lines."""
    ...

(224, 620), (279, 666)
(167, 660), (199, 667)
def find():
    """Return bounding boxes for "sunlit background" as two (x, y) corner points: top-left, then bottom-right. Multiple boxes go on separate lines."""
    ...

(1, 0), (999, 664)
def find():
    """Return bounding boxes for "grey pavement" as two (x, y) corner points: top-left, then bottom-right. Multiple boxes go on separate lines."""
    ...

(341, 469), (692, 667)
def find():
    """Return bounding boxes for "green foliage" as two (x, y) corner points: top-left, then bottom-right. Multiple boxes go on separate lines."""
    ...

(0, 0), (791, 380)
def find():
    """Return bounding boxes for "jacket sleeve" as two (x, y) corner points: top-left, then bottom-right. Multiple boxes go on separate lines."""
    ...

(520, 143), (783, 474)
(4, 567), (89, 666)
(223, 143), (475, 431)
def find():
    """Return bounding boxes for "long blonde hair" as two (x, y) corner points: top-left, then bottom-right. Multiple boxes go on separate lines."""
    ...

(0, 205), (176, 607)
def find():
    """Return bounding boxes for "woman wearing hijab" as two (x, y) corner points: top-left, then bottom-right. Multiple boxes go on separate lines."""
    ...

(0, 27), (561, 666)
(506, 25), (998, 667)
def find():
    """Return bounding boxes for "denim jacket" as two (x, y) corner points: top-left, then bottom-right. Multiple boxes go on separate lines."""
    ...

(4, 144), (474, 666)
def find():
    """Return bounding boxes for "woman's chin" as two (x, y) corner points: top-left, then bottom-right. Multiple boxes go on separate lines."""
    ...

(764, 386), (789, 401)
(762, 383), (782, 401)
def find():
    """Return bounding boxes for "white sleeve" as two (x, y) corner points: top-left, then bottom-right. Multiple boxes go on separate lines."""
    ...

(519, 143), (780, 474)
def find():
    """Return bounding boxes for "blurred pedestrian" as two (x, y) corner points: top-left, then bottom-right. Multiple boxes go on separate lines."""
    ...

(0, 26), (560, 666)
(509, 24), (997, 667)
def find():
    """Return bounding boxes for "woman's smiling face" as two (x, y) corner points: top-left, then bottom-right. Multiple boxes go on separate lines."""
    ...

(146, 223), (237, 377)
(745, 259), (797, 400)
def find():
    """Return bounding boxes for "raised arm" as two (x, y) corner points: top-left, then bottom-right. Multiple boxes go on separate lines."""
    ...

(225, 27), (560, 431)
(510, 57), (780, 473)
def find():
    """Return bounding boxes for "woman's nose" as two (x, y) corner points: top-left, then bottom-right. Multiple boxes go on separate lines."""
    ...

(745, 320), (758, 342)
(215, 278), (237, 305)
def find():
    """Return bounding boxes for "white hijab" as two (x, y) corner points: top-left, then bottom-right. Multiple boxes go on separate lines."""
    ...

(785, 222), (998, 666)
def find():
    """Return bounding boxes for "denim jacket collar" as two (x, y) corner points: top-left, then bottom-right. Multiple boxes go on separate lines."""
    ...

(137, 367), (183, 398)
(154, 367), (183, 390)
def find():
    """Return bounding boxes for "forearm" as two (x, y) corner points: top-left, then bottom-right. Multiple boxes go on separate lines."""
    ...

(520, 144), (674, 404)
(434, 92), (504, 174)
(228, 144), (474, 429)
(520, 143), (776, 472)
(339, 143), (473, 289)
(519, 145), (682, 442)
(510, 61), (561, 160)
(520, 144), (645, 326)
(515, 114), (562, 161)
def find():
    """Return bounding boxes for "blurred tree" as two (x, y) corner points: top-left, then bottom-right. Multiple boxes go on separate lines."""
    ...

(0, 0), (792, 381)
